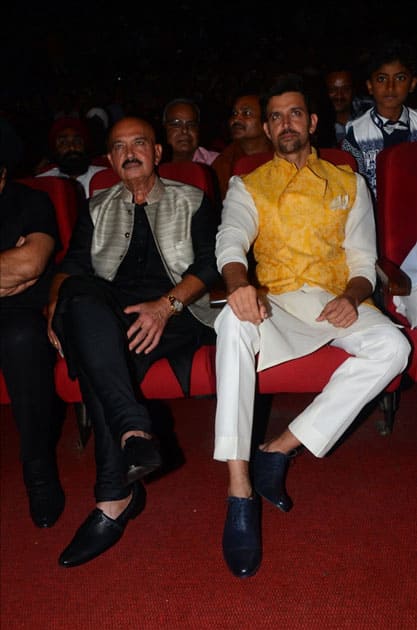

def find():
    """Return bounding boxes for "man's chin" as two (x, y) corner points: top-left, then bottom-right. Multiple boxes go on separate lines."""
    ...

(121, 166), (144, 183)
(278, 137), (301, 154)
(57, 154), (90, 176)
(231, 128), (245, 139)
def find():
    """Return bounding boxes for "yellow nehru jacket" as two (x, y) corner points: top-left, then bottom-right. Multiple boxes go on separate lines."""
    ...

(243, 149), (357, 296)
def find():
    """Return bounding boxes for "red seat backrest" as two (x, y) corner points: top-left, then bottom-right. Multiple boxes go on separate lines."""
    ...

(17, 176), (79, 263)
(158, 162), (217, 203)
(89, 162), (218, 204)
(232, 152), (274, 176)
(376, 142), (417, 267)
(375, 142), (417, 382)
(91, 155), (111, 168)
(89, 167), (120, 197)
(318, 147), (358, 171)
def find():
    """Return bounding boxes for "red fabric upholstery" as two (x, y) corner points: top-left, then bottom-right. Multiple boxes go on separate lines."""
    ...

(89, 167), (120, 196)
(258, 346), (400, 394)
(232, 152), (274, 175)
(376, 142), (417, 272)
(158, 162), (217, 204)
(54, 345), (216, 403)
(375, 142), (417, 381)
(91, 155), (111, 168)
(317, 148), (358, 171)
(89, 162), (217, 204)
(16, 176), (79, 263)
(258, 346), (349, 393)
(0, 372), (10, 404)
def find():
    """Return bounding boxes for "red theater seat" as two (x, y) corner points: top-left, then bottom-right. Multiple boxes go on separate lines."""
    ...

(375, 142), (417, 385)
(16, 176), (79, 263)
(89, 162), (217, 205)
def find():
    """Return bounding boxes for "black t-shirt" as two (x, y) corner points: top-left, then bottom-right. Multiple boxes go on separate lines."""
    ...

(0, 181), (61, 309)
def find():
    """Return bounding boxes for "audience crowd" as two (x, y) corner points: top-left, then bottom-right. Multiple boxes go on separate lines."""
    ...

(3, 4), (416, 179)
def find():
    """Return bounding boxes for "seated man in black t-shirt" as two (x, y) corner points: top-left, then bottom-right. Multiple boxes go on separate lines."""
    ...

(0, 162), (65, 528)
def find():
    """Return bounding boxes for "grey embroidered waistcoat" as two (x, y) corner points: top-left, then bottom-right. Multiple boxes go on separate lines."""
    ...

(88, 176), (217, 327)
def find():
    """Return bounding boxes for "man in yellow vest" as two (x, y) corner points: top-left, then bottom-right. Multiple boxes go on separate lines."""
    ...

(214, 73), (411, 579)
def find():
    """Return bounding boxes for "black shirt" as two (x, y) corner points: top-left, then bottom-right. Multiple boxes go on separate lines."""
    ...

(59, 189), (220, 304)
(0, 181), (60, 309)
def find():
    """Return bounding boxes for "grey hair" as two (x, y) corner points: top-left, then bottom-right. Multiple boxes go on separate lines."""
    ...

(162, 98), (201, 124)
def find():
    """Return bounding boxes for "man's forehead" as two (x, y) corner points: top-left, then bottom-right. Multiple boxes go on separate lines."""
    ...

(234, 96), (260, 109)
(327, 72), (352, 85)
(56, 127), (83, 137)
(167, 104), (197, 119)
(330, 78), (353, 88)
(111, 121), (154, 142)
(267, 92), (306, 108)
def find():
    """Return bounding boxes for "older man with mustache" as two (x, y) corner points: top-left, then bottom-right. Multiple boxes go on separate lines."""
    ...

(47, 116), (220, 568)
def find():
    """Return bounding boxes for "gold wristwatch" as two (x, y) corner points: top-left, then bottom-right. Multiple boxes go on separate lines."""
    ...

(165, 294), (184, 314)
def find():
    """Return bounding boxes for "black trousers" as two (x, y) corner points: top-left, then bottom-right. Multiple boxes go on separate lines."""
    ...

(0, 308), (63, 464)
(54, 275), (215, 502)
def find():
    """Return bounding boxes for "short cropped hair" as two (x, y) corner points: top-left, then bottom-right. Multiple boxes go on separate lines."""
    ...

(366, 38), (417, 78)
(260, 73), (315, 121)
(162, 98), (201, 124)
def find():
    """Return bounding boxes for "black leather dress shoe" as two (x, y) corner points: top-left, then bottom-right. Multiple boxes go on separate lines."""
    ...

(222, 495), (262, 578)
(253, 449), (293, 512)
(123, 436), (162, 485)
(23, 459), (65, 528)
(59, 481), (146, 568)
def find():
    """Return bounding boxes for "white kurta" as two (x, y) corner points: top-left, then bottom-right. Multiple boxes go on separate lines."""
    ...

(216, 173), (379, 368)
(214, 173), (411, 460)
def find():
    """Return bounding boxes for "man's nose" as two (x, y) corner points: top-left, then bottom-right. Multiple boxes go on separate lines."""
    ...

(125, 144), (135, 158)
(385, 78), (396, 92)
(231, 112), (244, 123)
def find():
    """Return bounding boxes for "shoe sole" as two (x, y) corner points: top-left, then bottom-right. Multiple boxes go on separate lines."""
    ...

(255, 491), (293, 512)
(126, 462), (161, 485)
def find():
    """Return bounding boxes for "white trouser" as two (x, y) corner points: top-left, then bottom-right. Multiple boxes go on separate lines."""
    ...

(213, 305), (411, 461)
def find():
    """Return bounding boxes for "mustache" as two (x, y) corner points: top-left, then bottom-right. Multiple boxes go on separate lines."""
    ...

(279, 128), (297, 137)
(122, 158), (142, 168)
(62, 150), (85, 159)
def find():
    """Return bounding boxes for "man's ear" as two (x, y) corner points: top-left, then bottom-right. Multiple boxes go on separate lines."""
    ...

(366, 79), (374, 96)
(263, 122), (272, 140)
(409, 77), (417, 93)
(154, 144), (163, 166)
(309, 113), (318, 135)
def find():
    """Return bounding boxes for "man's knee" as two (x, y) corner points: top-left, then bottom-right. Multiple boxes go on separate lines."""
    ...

(215, 304), (258, 340)
(380, 326), (411, 372)
(1, 313), (48, 356)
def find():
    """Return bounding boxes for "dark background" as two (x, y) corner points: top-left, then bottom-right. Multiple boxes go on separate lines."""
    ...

(2, 1), (417, 171)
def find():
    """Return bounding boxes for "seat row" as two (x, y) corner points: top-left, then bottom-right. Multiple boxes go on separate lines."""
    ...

(1, 144), (416, 444)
